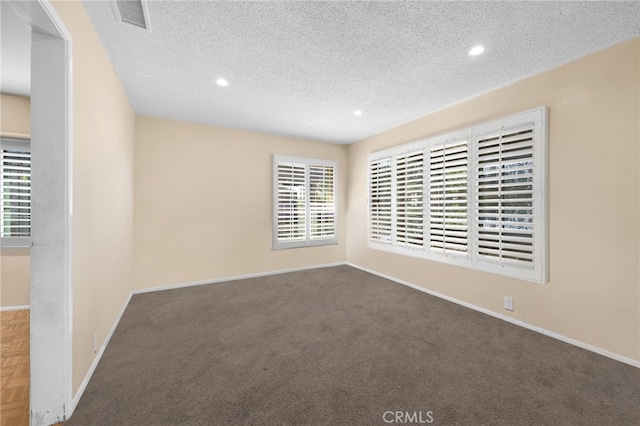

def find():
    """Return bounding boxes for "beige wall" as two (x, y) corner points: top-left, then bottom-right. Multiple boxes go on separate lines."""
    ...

(1, 94), (31, 307)
(1, 94), (30, 137)
(347, 39), (640, 362)
(51, 0), (134, 394)
(134, 115), (347, 290)
(0, 248), (30, 308)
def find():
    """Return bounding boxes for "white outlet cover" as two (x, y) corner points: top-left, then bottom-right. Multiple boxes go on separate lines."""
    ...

(504, 296), (514, 311)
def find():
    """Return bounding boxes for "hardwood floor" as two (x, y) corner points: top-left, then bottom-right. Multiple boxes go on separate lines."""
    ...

(1, 309), (29, 426)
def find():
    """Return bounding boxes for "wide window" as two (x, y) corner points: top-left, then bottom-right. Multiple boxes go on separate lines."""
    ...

(273, 155), (337, 249)
(1, 137), (31, 248)
(367, 108), (547, 283)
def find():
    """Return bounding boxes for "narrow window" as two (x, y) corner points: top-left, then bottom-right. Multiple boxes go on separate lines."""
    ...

(368, 157), (392, 244)
(309, 164), (335, 241)
(428, 137), (468, 254)
(396, 151), (424, 248)
(1, 137), (31, 248)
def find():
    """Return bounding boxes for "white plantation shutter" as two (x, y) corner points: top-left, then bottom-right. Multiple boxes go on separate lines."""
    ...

(367, 107), (547, 283)
(368, 157), (392, 244)
(395, 151), (424, 248)
(273, 155), (337, 249)
(428, 137), (468, 254)
(276, 161), (306, 243)
(475, 125), (535, 264)
(309, 164), (335, 240)
(473, 108), (546, 282)
(1, 138), (31, 247)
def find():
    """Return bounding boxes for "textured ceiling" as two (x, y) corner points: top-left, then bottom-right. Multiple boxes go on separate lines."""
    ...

(1, 2), (31, 96)
(83, 1), (640, 144)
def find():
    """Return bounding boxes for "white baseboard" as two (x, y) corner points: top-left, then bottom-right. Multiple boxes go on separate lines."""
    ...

(69, 292), (133, 415)
(346, 262), (640, 369)
(132, 262), (347, 295)
(0, 304), (29, 311)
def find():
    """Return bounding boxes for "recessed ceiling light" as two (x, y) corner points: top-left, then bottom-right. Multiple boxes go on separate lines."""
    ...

(468, 45), (485, 57)
(216, 78), (229, 87)
(354, 110), (363, 116)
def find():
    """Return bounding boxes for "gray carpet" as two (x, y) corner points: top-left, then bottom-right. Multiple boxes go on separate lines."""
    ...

(67, 266), (640, 425)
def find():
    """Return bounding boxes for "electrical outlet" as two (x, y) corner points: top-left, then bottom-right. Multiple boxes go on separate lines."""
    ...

(504, 296), (514, 311)
(94, 332), (98, 353)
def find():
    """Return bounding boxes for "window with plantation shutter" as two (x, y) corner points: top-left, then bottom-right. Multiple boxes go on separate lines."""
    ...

(275, 161), (306, 243)
(396, 151), (423, 248)
(273, 155), (337, 249)
(368, 157), (392, 244)
(1, 138), (31, 248)
(367, 107), (547, 283)
(473, 109), (546, 282)
(428, 135), (469, 255)
(309, 164), (335, 240)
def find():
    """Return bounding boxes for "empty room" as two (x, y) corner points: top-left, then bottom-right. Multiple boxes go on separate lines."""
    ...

(1, 1), (640, 425)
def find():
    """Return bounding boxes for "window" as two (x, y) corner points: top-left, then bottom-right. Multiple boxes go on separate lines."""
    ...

(273, 155), (337, 249)
(367, 108), (548, 283)
(1, 137), (31, 248)
(396, 150), (424, 249)
(427, 132), (470, 257)
(368, 157), (392, 243)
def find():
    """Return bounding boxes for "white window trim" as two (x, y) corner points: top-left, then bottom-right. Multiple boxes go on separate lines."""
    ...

(367, 107), (548, 284)
(1, 137), (32, 249)
(272, 155), (338, 250)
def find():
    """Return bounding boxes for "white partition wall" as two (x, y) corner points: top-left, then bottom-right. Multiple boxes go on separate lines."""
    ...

(9, 1), (73, 424)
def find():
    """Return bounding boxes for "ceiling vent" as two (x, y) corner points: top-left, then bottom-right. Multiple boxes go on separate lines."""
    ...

(112, 0), (151, 31)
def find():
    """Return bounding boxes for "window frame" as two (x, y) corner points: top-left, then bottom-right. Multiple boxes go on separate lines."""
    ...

(1, 137), (32, 249)
(367, 107), (548, 283)
(272, 155), (338, 250)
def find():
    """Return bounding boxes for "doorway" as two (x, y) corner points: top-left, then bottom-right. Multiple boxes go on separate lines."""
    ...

(4, 1), (72, 424)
